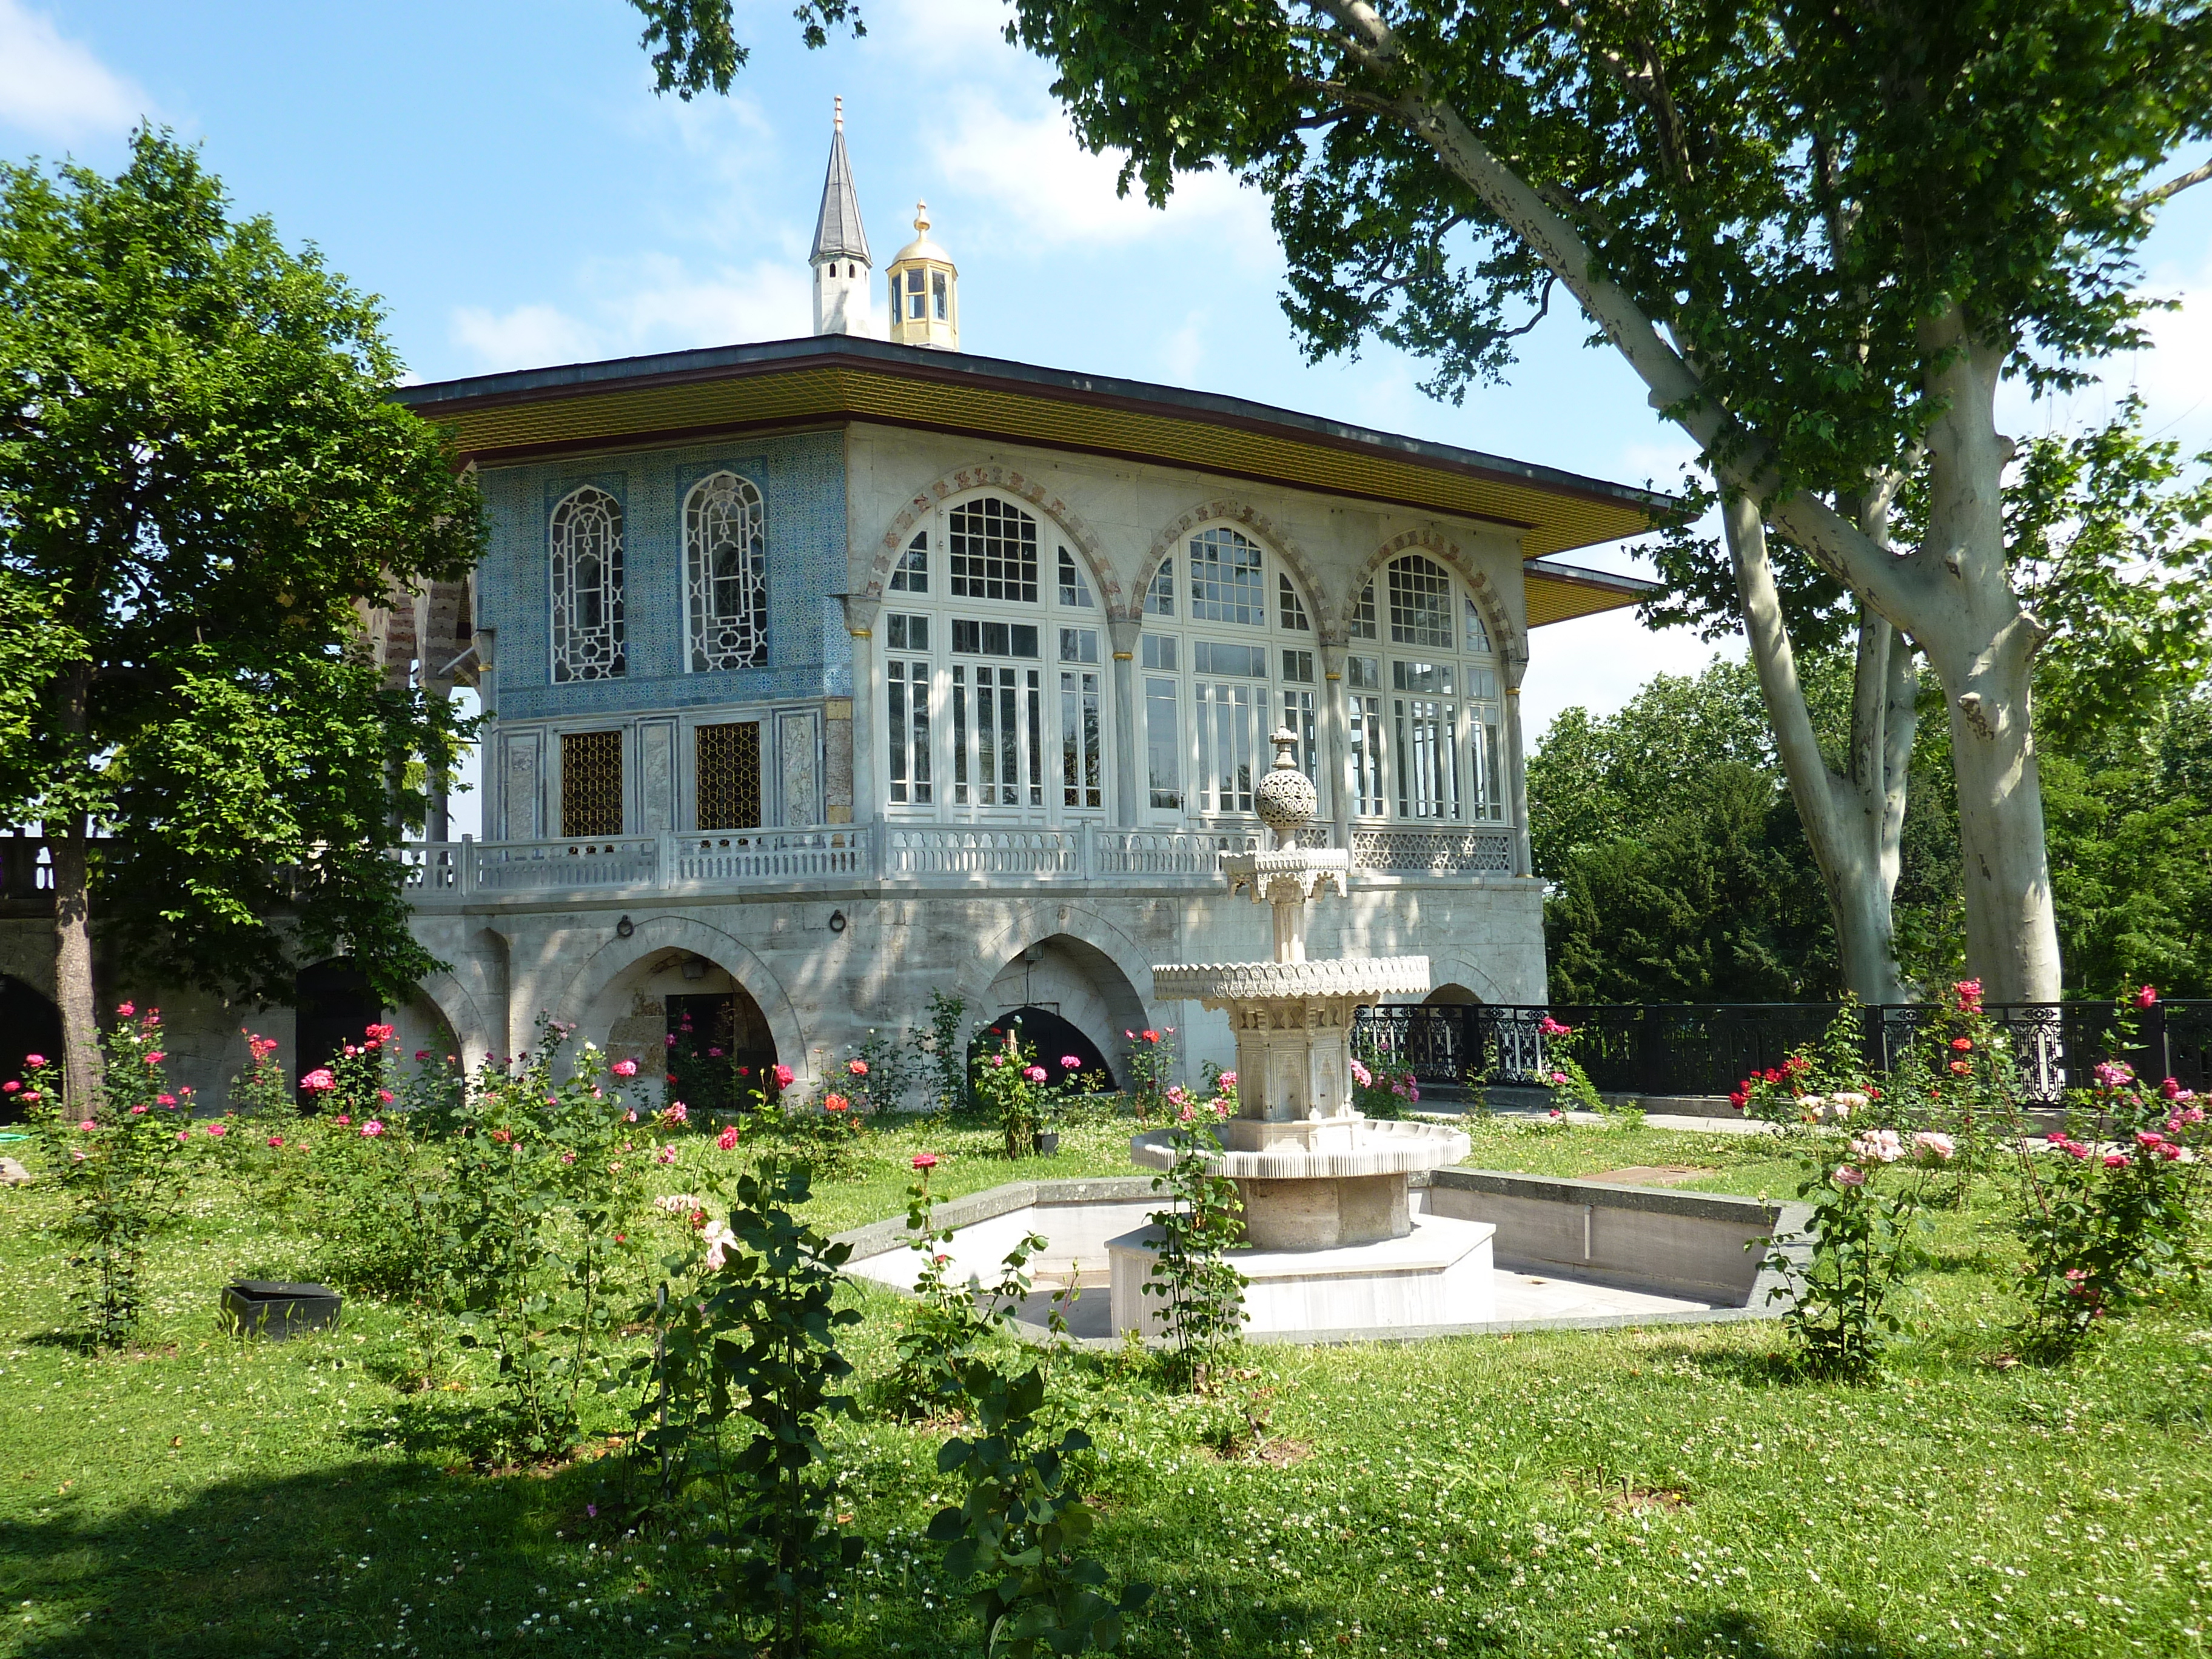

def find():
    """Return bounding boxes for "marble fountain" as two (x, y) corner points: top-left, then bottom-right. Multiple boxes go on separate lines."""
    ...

(845, 733), (1805, 1344)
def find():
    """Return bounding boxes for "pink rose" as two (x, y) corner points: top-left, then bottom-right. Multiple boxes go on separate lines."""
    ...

(664, 1102), (688, 1124)
(333, 1114), (351, 1126)
(612, 1059), (638, 1078)
(360, 1121), (384, 1138)
(708, 1047), (723, 1058)
(415, 1050), (429, 1061)
(78, 1118), (98, 1131)
(0, 1081), (14, 1094)
(665, 1033), (677, 1047)
(2103, 1151), (2131, 1168)
(773, 1065), (795, 1089)
(1832, 1165), (1867, 1187)
(717, 1125), (739, 1151)
(1217, 1070), (1236, 1087)
(117, 1000), (136, 1016)
(24, 1054), (44, 1068)
(1024, 1065), (1048, 1083)
(378, 1090), (395, 1105)
(2094, 1060), (2136, 1090)
(655, 1146), (677, 1165)
(1062, 1055), (1083, 1070)
(913, 1153), (939, 1170)
(267, 1135), (284, 1148)
(848, 1059), (868, 1076)
(130, 1104), (147, 1115)
(144, 1051), (165, 1065)
(1349, 1059), (1372, 1089)
(157, 1093), (176, 1106)
(2135, 985), (2159, 1008)
(301, 1068), (336, 1093)
(205, 1123), (226, 1138)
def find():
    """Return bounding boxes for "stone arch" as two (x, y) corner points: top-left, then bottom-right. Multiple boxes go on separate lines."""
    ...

(866, 464), (1123, 614)
(1344, 528), (1524, 672)
(1418, 954), (1511, 1008)
(409, 964), (497, 1070)
(1138, 498), (1330, 631)
(550, 913), (807, 1084)
(952, 905), (1156, 1070)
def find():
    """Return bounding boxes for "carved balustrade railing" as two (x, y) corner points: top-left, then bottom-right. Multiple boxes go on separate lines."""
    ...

(1349, 827), (1515, 876)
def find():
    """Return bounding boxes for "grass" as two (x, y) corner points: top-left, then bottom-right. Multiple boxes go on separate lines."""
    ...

(3, 1107), (2209, 1659)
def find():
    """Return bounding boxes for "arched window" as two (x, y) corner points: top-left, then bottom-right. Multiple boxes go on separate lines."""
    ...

(1344, 553), (1506, 825)
(684, 472), (768, 672)
(550, 486), (625, 683)
(880, 495), (1106, 821)
(1136, 526), (1320, 821)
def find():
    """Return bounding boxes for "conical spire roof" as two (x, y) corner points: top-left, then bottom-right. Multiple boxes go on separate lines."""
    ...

(809, 99), (871, 267)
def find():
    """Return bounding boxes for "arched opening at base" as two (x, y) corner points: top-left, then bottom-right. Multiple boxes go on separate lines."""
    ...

(1424, 984), (1484, 1006)
(971, 1005), (1117, 1092)
(0, 974), (62, 1121)
(295, 958), (383, 1108)
(666, 985), (779, 1114)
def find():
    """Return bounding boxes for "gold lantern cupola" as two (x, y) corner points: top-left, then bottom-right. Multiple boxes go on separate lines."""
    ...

(885, 202), (958, 350)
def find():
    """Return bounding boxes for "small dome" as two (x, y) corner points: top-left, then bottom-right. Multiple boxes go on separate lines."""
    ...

(891, 203), (956, 270)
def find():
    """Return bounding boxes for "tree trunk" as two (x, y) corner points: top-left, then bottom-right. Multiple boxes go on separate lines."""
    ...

(1907, 312), (2063, 1004)
(44, 666), (102, 1107)
(1721, 494), (1912, 1004)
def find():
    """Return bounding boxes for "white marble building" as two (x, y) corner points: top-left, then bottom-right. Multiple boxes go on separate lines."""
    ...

(0, 114), (1664, 1107)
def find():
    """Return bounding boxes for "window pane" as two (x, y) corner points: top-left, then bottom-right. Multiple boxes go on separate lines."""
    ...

(1196, 680), (1263, 814)
(1144, 557), (1176, 616)
(1062, 669), (1103, 809)
(886, 663), (931, 806)
(1392, 694), (1461, 820)
(696, 721), (762, 828)
(1347, 654), (1381, 689)
(1140, 634), (1177, 670)
(1057, 546), (1094, 607)
(1348, 581), (1378, 640)
(550, 488), (626, 683)
(951, 665), (970, 804)
(1349, 692), (1385, 816)
(1392, 659), (1455, 697)
(948, 498), (1039, 602)
(1145, 676), (1182, 809)
(1059, 627), (1099, 663)
(685, 473), (767, 672)
(560, 729), (623, 836)
(1278, 572), (1311, 631)
(1465, 594), (1492, 654)
(1281, 648), (1315, 685)
(890, 529), (928, 593)
(1192, 640), (1265, 677)
(932, 269), (949, 320)
(1284, 686), (1318, 779)
(1188, 526), (1266, 625)
(886, 613), (930, 652)
(1387, 554), (1455, 648)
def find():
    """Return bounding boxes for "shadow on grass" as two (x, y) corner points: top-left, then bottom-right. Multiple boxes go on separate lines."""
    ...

(0, 1457), (680, 1658)
(1614, 1604), (1918, 1658)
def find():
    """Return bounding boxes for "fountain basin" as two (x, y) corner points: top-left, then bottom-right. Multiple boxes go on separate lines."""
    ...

(1130, 1117), (1473, 1247)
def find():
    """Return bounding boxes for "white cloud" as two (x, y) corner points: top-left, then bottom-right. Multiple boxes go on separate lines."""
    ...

(0, 1), (146, 143)
(448, 259), (813, 374)
(449, 302), (602, 374)
(925, 95), (1271, 255)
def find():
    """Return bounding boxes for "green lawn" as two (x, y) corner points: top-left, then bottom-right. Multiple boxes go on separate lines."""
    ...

(4, 1111), (2208, 1659)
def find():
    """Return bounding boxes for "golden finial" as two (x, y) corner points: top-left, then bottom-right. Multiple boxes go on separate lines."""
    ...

(914, 201), (930, 235)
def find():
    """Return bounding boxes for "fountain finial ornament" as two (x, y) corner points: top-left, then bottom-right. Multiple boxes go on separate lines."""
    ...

(1253, 726), (1319, 849)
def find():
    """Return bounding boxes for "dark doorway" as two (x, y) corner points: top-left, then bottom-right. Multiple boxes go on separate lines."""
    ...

(294, 959), (381, 1109)
(970, 1006), (1117, 1091)
(0, 974), (63, 1122)
(666, 989), (778, 1114)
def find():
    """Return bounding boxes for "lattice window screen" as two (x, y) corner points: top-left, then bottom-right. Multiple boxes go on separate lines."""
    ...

(696, 721), (762, 830)
(685, 474), (768, 672)
(560, 730), (624, 836)
(550, 488), (626, 683)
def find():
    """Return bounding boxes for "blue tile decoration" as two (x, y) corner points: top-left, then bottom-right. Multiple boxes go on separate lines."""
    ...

(478, 432), (854, 721)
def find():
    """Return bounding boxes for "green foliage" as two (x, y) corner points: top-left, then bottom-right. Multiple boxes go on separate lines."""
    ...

(911, 990), (972, 1119)
(927, 1361), (1151, 1657)
(1348, 1042), (1420, 1119)
(1765, 1129), (1940, 1378)
(1533, 1016), (1604, 1114)
(1119, 1024), (1176, 1124)
(623, 0), (863, 98)
(1142, 1116), (1247, 1390)
(2014, 995), (2209, 1354)
(21, 1006), (197, 1345)
(672, 1161), (862, 1657)
(445, 1021), (655, 1457)
(0, 132), (484, 1011)
(970, 1025), (1059, 1161)
(885, 1157), (1048, 1418)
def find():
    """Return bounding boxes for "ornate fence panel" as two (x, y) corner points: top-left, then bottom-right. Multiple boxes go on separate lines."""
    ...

(882, 826), (1077, 879)
(1354, 1000), (2211, 1104)
(672, 828), (868, 883)
(1349, 828), (1514, 876)
(472, 836), (661, 891)
(1094, 829), (1257, 879)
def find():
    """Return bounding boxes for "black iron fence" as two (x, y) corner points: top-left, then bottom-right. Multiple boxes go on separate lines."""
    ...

(1353, 1000), (2212, 1108)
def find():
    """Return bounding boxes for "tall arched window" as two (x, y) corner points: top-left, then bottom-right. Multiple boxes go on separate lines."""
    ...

(685, 472), (768, 672)
(1344, 554), (1506, 824)
(880, 495), (1107, 822)
(1139, 526), (1320, 821)
(550, 486), (625, 683)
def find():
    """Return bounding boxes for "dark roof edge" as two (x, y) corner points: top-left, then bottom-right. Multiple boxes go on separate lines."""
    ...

(394, 335), (1686, 520)
(1521, 558), (1662, 595)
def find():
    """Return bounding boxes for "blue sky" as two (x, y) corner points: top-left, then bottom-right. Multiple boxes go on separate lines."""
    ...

(5, 0), (2208, 837)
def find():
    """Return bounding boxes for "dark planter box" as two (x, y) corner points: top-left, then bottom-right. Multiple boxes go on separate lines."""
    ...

(221, 1280), (341, 1339)
(1035, 1131), (1061, 1157)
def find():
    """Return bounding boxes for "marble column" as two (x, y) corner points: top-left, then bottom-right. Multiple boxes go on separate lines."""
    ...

(1108, 614), (1141, 828)
(836, 594), (882, 833)
(1319, 638), (1350, 852)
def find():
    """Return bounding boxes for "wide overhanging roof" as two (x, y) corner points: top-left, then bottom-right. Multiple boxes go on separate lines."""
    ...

(395, 336), (1673, 623)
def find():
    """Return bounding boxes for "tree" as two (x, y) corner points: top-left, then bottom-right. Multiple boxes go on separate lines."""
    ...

(0, 132), (483, 1105)
(619, 0), (2212, 1003)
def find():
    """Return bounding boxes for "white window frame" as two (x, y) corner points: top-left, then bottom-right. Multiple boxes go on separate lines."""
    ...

(683, 471), (769, 673)
(549, 485), (626, 684)
(1349, 554), (1509, 826)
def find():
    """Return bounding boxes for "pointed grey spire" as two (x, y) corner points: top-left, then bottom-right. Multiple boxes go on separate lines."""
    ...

(809, 98), (871, 267)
